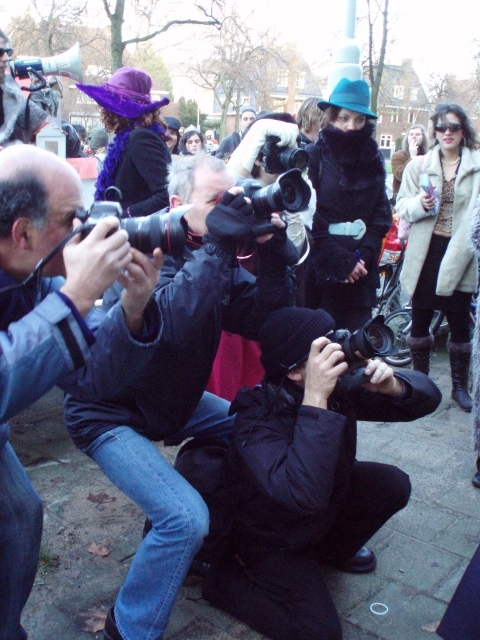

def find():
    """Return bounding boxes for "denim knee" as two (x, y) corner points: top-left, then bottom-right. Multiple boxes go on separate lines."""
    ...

(150, 486), (209, 547)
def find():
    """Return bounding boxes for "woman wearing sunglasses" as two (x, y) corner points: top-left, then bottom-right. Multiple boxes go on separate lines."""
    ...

(397, 103), (480, 413)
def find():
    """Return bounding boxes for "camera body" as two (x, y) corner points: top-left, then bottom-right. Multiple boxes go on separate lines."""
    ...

(330, 316), (399, 393)
(260, 135), (309, 174)
(76, 200), (188, 258)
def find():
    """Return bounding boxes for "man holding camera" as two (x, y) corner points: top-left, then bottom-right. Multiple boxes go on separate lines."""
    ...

(0, 29), (48, 148)
(63, 153), (297, 640)
(0, 145), (163, 640)
(202, 307), (441, 640)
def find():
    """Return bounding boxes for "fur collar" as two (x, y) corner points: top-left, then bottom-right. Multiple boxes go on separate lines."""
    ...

(0, 75), (46, 146)
(317, 122), (386, 189)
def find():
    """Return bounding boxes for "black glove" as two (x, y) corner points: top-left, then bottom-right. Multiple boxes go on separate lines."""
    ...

(203, 191), (255, 255)
(257, 225), (299, 277)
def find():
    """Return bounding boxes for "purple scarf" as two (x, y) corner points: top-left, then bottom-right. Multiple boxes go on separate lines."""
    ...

(95, 123), (166, 202)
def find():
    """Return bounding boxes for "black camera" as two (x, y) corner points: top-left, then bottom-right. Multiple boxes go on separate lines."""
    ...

(330, 315), (399, 393)
(76, 200), (188, 258)
(237, 168), (311, 235)
(260, 135), (309, 174)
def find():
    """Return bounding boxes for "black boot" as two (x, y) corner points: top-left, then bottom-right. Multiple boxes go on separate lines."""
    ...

(472, 456), (480, 489)
(448, 341), (473, 412)
(407, 335), (434, 375)
(103, 607), (123, 640)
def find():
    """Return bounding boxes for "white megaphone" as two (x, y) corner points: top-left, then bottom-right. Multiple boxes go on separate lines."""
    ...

(9, 43), (83, 82)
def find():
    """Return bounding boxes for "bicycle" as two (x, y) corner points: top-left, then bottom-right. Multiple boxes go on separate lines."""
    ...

(384, 296), (476, 367)
(374, 250), (408, 317)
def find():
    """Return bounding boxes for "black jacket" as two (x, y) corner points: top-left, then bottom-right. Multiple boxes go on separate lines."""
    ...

(215, 132), (241, 161)
(114, 127), (171, 217)
(217, 370), (441, 552)
(306, 123), (392, 306)
(64, 236), (296, 450)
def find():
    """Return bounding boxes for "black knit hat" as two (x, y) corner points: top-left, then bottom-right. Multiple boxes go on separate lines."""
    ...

(260, 308), (335, 379)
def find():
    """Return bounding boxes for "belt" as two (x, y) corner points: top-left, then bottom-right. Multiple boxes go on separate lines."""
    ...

(328, 219), (366, 240)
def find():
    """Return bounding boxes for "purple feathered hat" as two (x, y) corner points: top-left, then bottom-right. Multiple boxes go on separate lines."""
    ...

(76, 66), (170, 119)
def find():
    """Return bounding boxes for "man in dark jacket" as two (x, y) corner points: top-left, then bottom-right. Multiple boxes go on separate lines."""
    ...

(202, 307), (442, 640)
(63, 153), (297, 640)
(215, 105), (256, 161)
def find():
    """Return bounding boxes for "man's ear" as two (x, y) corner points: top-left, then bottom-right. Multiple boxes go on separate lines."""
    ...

(286, 367), (304, 383)
(11, 217), (33, 250)
(170, 194), (183, 209)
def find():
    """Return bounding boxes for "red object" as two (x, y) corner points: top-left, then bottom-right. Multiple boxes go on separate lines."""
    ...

(206, 332), (264, 402)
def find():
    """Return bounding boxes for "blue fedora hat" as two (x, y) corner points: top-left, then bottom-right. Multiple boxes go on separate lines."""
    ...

(317, 78), (377, 119)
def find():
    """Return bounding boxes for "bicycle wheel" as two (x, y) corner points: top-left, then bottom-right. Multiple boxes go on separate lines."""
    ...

(383, 309), (412, 367)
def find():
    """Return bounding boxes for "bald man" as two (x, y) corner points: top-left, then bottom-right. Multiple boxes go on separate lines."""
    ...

(0, 145), (163, 640)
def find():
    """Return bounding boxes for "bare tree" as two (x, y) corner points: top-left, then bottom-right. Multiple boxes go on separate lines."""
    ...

(189, 12), (279, 139)
(363, 0), (390, 115)
(102, 0), (223, 71)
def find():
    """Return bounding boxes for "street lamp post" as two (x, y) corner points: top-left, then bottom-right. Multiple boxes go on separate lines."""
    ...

(327, 0), (363, 97)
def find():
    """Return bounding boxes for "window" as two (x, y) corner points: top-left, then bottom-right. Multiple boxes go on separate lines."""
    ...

(380, 134), (393, 148)
(393, 85), (405, 99)
(390, 112), (400, 123)
(410, 88), (418, 101)
(277, 70), (289, 87)
(408, 111), (416, 124)
(296, 72), (306, 90)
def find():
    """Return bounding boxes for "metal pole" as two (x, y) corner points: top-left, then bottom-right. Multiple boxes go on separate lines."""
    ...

(327, 0), (362, 97)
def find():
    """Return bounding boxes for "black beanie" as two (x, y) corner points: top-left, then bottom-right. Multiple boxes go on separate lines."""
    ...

(260, 308), (335, 379)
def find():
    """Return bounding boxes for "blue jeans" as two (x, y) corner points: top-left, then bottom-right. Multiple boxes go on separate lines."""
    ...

(0, 442), (43, 640)
(85, 392), (234, 640)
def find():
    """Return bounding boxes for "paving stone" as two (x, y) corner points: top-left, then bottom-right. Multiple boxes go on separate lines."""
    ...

(347, 582), (447, 640)
(373, 532), (463, 592)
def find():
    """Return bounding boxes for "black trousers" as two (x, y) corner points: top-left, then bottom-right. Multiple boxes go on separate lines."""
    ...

(203, 461), (411, 640)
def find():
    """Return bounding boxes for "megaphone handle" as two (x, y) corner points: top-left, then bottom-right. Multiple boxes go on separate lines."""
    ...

(20, 67), (46, 92)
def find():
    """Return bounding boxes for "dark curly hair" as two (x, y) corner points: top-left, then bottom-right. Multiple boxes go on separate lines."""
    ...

(100, 107), (169, 141)
(430, 103), (479, 150)
(0, 174), (49, 239)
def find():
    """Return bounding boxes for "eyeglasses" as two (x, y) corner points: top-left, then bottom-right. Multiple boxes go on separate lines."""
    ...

(435, 122), (462, 133)
(0, 48), (13, 58)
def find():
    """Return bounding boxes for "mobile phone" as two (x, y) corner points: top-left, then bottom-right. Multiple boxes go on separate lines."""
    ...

(419, 174), (431, 194)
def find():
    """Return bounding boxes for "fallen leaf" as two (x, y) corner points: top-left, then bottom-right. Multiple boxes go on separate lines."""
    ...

(79, 606), (108, 633)
(87, 492), (116, 504)
(422, 621), (440, 633)
(87, 542), (111, 557)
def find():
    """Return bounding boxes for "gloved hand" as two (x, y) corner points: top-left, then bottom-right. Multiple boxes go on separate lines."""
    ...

(228, 120), (300, 175)
(203, 189), (255, 255)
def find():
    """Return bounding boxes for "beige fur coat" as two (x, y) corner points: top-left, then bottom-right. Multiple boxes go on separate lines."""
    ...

(397, 146), (480, 298)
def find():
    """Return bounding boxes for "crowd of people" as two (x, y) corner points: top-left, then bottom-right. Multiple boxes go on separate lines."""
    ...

(1, 24), (480, 640)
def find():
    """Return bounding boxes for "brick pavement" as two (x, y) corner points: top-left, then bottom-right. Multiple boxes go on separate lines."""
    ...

(10, 342), (480, 639)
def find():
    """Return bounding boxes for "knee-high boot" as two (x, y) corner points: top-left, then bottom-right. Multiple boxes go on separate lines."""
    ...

(448, 341), (473, 412)
(407, 335), (434, 375)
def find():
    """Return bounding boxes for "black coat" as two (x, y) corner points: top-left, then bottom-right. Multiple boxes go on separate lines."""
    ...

(218, 371), (441, 552)
(64, 236), (296, 450)
(306, 123), (392, 307)
(114, 127), (171, 217)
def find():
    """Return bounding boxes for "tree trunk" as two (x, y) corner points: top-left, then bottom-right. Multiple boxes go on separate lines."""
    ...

(109, 0), (125, 71)
(369, 0), (389, 116)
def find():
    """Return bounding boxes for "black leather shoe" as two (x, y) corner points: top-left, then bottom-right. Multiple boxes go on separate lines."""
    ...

(472, 470), (480, 489)
(333, 546), (377, 574)
(103, 607), (123, 640)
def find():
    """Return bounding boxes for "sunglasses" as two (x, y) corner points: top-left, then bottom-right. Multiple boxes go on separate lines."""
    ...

(0, 48), (13, 57)
(435, 122), (462, 133)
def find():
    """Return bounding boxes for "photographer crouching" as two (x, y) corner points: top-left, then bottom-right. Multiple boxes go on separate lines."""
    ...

(63, 153), (297, 640)
(202, 307), (441, 640)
